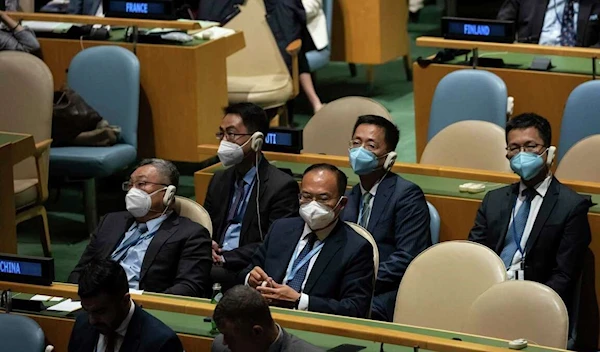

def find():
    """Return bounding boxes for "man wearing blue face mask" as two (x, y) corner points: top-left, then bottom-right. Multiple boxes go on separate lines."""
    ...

(205, 103), (299, 291)
(469, 113), (591, 306)
(69, 159), (212, 297)
(341, 115), (431, 322)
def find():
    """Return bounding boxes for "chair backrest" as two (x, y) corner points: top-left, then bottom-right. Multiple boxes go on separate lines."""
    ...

(421, 120), (512, 172)
(68, 46), (140, 148)
(426, 201), (440, 244)
(225, 0), (289, 78)
(173, 196), (213, 235)
(464, 281), (569, 349)
(0, 313), (46, 351)
(555, 134), (600, 183)
(344, 221), (379, 278)
(428, 70), (507, 142)
(394, 241), (506, 331)
(558, 80), (600, 163)
(303, 97), (392, 155)
(0, 51), (53, 180)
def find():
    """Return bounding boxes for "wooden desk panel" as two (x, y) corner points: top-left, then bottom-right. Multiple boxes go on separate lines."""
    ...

(37, 32), (244, 162)
(413, 62), (592, 161)
(331, 0), (409, 65)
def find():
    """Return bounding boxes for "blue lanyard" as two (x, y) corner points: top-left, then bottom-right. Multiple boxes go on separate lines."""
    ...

(284, 241), (325, 283)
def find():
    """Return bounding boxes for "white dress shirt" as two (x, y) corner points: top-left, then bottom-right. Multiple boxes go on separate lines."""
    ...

(246, 220), (337, 311)
(95, 300), (134, 352)
(539, 0), (579, 46)
(358, 179), (382, 227)
(506, 176), (552, 279)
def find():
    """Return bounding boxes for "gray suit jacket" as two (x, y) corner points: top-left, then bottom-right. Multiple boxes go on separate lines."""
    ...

(212, 326), (323, 352)
(0, 28), (40, 53)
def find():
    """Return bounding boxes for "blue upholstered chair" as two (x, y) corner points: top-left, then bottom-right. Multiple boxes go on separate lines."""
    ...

(557, 80), (600, 163)
(50, 46), (140, 233)
(306, 0), (333, 72)
(0, 314), (46, 351)
(427, 201), (440, 244)
(427, 70), (508, 143)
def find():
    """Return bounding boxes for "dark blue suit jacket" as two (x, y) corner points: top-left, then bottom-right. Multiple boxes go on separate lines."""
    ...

(68, 304), (183, 352)
(341, 173), (431, 321)
(240, 217), (374, 318)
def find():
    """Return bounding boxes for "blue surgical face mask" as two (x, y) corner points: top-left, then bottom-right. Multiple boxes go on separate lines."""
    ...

(510, 149), (548, 181)
(349, 147), (382, 175)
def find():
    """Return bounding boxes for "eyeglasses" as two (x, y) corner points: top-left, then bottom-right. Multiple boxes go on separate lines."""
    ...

(298, 193), (333, 205)
(348, 140), (379, 152)
(505, 143), (545, 156)
(215, 131), (253, 141)
(122, 181), (168, 191)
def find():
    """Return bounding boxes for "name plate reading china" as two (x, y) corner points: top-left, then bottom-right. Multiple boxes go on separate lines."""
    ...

(442, 17), (515, 43)
(104, 0), (176, 19)
(0, 253), (54, 286)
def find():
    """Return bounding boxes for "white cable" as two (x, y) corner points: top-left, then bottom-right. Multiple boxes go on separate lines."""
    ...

(255, 151), (263, 241)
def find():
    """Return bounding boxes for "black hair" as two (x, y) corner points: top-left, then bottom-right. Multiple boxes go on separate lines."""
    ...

(506, 113), (552, 147)
(352, 115), (400, 151)
(224, 103), (269, 136)
(213, 285), (273, 333)
(303, 163), (348, 198)
(136, 158), (180, 189)
(78, 259), (129, 299)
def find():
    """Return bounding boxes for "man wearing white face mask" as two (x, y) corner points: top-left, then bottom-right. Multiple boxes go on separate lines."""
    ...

(205, 103), (299, 290)
(69, 159), (212, 298)
(240, 163), (374, 318)
(469, 113), (591, 307)
(341, 115), (431, 322)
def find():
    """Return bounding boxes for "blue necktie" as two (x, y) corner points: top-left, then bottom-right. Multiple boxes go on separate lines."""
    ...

(288, 233), (318, 292)
(500, 189), (535, 268)
(111, 223), (147, 262)
(560, 0), (577, 46)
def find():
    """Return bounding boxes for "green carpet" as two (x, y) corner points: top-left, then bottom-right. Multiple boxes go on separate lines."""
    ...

(17, 6), (442, 282)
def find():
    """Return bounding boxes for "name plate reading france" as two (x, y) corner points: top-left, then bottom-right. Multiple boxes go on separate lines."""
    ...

(104, 0), (175, 19)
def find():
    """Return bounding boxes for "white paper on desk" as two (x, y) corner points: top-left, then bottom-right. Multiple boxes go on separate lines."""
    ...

(129, 288), (144, 295)
(50, 297), (64, 302)
(30, 295), (52, 302)
(47, 299), (82, 312)
(193, 27), (235, 40)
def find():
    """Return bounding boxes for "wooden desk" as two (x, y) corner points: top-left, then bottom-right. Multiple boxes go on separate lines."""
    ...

(8, 14), (245, 162)
(0, 286), (567, 352)
(413, 37), (598, 161)
(331, 0), (411, 82)
(0, 132), (36, 254)
(193, 149), (600, 336)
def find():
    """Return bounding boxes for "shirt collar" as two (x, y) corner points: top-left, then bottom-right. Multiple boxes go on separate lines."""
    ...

(519, 175), (552, 198)
(359, 173), (386, 196)
(115, 300), (135, 338)
(242, 166), (257, 185)
(131, 211), (172, 233)
(302, 219), (338, 241)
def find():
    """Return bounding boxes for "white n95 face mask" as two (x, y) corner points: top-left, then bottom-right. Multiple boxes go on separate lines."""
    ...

(125, 187), (165, 218)
(217, 140), (249, 167)
(299, 199), (341, 231)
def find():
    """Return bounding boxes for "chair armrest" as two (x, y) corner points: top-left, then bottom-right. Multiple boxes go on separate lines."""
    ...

(286, 39), (302, 98)
(34, 139), (52, 158)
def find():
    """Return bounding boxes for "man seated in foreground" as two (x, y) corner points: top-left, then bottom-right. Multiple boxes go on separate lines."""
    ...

(212, 285), (323, 352)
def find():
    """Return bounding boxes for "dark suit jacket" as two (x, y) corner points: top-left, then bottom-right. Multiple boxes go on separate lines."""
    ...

(68, 304), (183, 352)
(67, 0), (101, 15)
(68, 212), (212, 297)
(212, 326), (323, 352)
(468, 177), (592, 304)
(341, 173), (431, 321)
(205, 156), (299, 272)
(498, 0), (600, 47)
(264, 0), (306, 71)
(240, 217), (374, 318)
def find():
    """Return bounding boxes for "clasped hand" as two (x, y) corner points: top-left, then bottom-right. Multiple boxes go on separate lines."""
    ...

(248, 266), (300, 303)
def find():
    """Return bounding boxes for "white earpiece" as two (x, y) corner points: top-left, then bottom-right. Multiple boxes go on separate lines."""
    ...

(250, 132), (264, 152)
(163, 185), (176, 207)
(383, 151), (397, 170)
(546, 146), (556, 167)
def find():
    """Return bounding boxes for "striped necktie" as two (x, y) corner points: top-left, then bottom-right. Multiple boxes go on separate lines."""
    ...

(111, 223), (148, 262)
(358, 192), (373, 228)
(500, 188), (536, 268)
(288, 233), (318, 292)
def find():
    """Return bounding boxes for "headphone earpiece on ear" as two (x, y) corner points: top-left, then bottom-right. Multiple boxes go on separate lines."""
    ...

(250, 132), (264, 152)
(383, 151), (397, 170)
(163, 185), (177, 207)
(546, 146), (556, 167)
